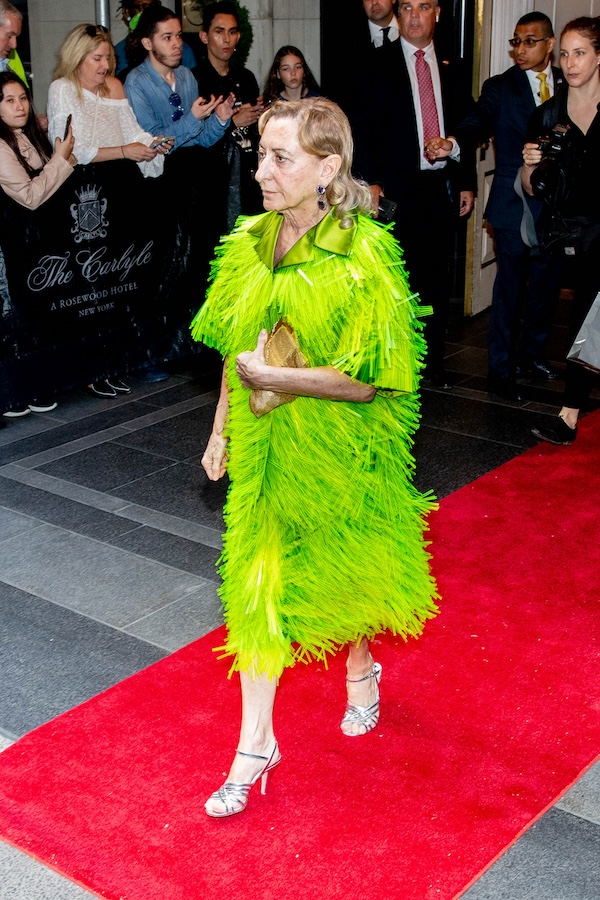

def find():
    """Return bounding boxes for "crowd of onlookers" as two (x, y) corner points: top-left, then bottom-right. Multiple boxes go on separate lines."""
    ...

(0, 0), (323, 421)
(1, 0), (599, 449)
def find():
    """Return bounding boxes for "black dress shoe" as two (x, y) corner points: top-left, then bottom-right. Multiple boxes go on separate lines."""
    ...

(531, 417), (577, 445)
(516, 361), (559, 380)
(487, 376), (522, 401)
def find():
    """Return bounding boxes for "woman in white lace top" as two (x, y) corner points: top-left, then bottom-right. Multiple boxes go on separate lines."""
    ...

(47, 23), (172, 181)
(46, 24), (173, 398)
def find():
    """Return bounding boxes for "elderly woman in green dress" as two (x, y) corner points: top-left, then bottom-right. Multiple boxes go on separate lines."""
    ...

(192, 97), (438, 818)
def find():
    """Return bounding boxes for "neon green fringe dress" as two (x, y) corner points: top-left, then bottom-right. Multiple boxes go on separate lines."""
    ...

(191, 210), (439, 679)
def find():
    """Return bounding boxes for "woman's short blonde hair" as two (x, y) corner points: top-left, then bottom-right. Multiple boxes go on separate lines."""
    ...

(258, 98), (373, 228)
(53, 24), (116, 98)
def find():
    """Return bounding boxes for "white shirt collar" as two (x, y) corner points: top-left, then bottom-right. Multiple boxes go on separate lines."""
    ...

(525, 61), (554, 104)
(368, 16), (399, 47)
(401, 37), (435, 60)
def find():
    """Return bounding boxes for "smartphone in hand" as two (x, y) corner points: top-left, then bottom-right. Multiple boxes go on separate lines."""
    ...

(151, 136), (175, 148)
(377, 197), (397, 224)
(63, 114), (72, 140)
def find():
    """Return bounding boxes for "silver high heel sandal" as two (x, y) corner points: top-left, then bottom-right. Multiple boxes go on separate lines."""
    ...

(341, 662), (382, 736)
(204, 742), (281, 818)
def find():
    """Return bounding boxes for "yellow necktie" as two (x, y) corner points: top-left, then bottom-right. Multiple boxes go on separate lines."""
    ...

(536, 72), (550, 103)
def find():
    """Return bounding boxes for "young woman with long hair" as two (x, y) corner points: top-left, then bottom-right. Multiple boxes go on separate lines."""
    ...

(0, 72), (75, 420)
(0, 72), (75, 209)
(522, 17), (600, 445)
(263, 46), (320, 105)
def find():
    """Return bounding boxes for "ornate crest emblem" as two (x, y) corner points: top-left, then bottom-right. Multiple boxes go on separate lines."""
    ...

(70, 185), (108, 243)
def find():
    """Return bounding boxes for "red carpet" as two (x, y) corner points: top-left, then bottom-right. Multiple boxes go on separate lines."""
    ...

(0, 414), (600, 899)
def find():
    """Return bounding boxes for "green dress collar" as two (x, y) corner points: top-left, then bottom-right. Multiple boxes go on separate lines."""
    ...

(247, 210), (356, 271)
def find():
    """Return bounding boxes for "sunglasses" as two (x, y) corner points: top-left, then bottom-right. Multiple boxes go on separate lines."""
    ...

(169, 91), (184, 122)
(508, 37), (548, 48)
(85, 24), (109, 38)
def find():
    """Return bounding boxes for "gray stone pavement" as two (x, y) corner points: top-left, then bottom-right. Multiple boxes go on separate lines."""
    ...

(0, 309), (598, 898)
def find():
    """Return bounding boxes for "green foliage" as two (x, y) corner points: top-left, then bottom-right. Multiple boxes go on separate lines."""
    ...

(189, 1), (253, 68)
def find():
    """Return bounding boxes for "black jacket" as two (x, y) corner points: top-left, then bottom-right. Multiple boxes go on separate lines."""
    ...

(351, 40), (476, 208)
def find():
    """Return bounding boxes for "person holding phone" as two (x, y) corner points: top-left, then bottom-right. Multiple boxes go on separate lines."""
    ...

(0, 73), (75, 208)
(47, 23), (173, 397)
(47, 23), (171, 182)
(0, 72), (76, 419)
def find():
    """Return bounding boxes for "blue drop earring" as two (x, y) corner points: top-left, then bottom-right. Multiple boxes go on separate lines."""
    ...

(316, 185), (327, 210)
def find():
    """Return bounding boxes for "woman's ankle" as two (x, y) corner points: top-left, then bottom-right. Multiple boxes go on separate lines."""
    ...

(346, 653), (374, 681)
(559, 407), (579, 429)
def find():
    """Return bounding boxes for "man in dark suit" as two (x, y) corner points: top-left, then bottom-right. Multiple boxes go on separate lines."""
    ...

(363, 0), (399, 46)
(321, 2), (398, 110)
(427, 12), (563, 400)
(352, 0), (476, 387)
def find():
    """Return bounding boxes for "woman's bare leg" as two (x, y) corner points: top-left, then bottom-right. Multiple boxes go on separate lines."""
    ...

(342, 638), (380, 736)
(205, 672), (279, 814)
(227, 672), (278, 780)
(559, 406), (579, 429)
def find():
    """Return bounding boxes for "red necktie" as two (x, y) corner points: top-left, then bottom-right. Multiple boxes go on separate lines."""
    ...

(414, 49), (440, 157)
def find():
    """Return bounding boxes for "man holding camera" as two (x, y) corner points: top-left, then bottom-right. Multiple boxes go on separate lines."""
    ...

(427, 12), (562, 400)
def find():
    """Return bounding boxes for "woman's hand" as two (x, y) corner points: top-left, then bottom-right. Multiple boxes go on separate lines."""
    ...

(425, 136), (453, 160)
(236, 330), (269, 389)
(54, 127), (75, 164)
(123, 142), (159, 161)
(202, 430), (229, 481)
(522, 142), (542, 168)
(151, 136), (175, 155)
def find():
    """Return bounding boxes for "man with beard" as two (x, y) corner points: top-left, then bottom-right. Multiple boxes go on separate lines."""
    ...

(125, 4), (235, 376)
(124, 4), (233, 150)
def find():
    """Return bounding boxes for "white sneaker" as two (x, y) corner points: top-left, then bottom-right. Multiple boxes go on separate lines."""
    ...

(28, 399), (58, 413)
(3, 407), (31, 418)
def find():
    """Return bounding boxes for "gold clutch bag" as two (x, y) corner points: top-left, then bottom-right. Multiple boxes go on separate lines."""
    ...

(249, 319), (308, 418)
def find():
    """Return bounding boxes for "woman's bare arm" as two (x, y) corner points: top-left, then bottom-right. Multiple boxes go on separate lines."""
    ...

(202, 364), (230, 481)
(236, 331), (376, 403)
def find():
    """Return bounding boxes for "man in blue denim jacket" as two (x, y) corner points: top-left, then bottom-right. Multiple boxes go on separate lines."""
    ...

(125, 4), (235, 376)
(125, 4), (233, 148)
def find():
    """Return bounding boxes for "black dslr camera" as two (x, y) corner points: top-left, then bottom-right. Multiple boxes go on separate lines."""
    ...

(530, 124), (571, 200)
